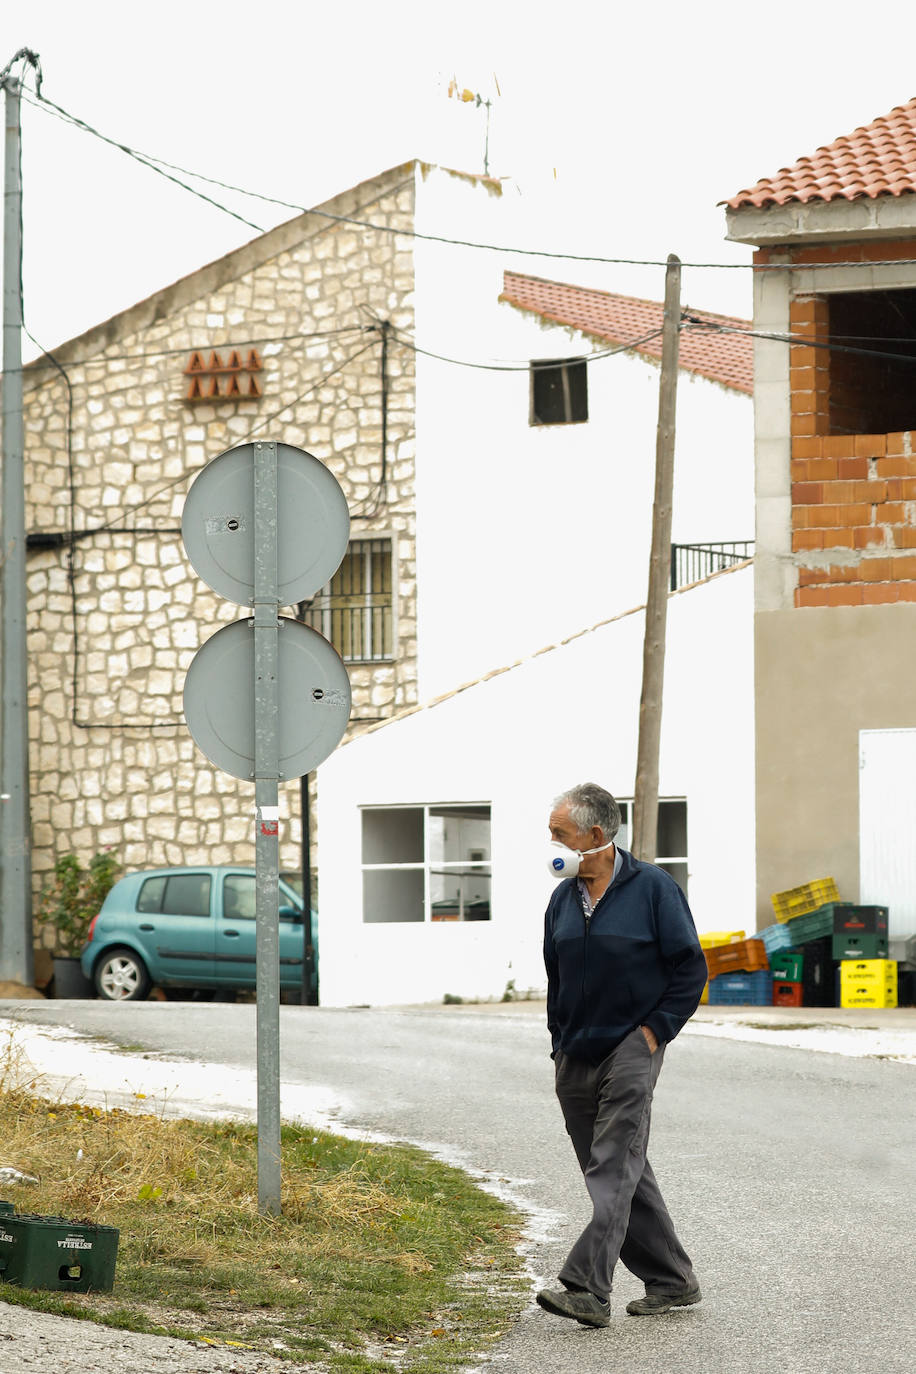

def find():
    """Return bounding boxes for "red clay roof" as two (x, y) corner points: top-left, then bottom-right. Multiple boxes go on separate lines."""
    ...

(725, 97), (916, 209)
(500, 272), (753, 394)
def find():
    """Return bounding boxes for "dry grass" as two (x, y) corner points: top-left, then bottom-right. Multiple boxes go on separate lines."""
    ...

(0, 1029), (526, 1372)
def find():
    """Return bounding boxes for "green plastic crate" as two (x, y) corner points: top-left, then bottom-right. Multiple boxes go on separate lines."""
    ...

(832, 932), (888, 962)
(786, 907), (834, 945)
(0, 1212), (119, 1293)
(769, 950), (804, 982)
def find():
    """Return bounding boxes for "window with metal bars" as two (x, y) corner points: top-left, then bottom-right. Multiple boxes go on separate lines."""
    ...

(301, 537), (394, 662)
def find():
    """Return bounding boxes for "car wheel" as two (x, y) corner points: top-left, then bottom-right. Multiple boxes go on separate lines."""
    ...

(94, 948), (152, 1002)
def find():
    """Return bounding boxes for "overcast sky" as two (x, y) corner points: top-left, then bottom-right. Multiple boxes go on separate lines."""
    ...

(3, 0), (916, 358)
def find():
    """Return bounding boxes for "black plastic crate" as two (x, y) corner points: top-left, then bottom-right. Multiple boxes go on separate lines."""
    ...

(823, 903), (888, 936)
(898, 968), (916, 1007)
(800, 937), (836, 1007)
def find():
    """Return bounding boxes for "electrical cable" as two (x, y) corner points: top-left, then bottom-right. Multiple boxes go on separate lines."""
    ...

(13, 82), (916, 379)
(384, 324), (667, 372)
(8, 74), (93, 730)
(348, 316), (392, 520)
(30, 332), (386, 539)
(17, 325), (373, 376)
(241, 333), (382, 442)
(682, 316), (916, 367)
(20, 85), (916, 277)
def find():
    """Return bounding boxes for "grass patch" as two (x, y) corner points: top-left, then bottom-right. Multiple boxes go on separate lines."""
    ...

(0, 1037), (527, 1371)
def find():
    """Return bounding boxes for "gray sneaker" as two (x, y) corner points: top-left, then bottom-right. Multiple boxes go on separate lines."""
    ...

(537, 1287), (611, 1328)
(626, 1284), (701, 1316)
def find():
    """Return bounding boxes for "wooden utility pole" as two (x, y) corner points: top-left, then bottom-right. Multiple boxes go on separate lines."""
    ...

(632, 255), (681, 861)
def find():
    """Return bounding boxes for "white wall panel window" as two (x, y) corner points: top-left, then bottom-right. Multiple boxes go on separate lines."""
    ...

(361, 804), (491, 923)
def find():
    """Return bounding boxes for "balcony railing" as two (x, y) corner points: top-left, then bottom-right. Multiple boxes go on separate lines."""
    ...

(670, 541), (754, 591)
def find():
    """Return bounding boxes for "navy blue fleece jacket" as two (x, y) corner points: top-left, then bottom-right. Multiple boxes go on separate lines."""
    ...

(544, 847), (707, 1062)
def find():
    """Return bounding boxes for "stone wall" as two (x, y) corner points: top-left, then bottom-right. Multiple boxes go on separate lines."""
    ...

(22, 164), (418, 939)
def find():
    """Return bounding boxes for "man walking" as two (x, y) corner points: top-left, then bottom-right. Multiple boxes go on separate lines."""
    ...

(537, 782), (707, 1328)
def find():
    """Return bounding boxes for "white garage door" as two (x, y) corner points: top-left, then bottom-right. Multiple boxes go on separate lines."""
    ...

(859, 728), (916, 938)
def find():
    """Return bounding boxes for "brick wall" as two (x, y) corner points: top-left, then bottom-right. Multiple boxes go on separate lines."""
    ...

(791, 430), (916, 605)
(766, 238), (916, 607)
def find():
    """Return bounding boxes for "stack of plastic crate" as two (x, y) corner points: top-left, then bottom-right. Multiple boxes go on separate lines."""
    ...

(824, 905), (889, 961)
(785, 903), (890, 1007)
(769, 950), (804, 1006)
(839, 959), (898, 1008)
(705, 937), (772, 1006)
(697, 930), (745, 1006)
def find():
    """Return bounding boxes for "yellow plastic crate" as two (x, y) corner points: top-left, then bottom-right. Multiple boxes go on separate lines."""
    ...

(839, 959), (897, 990)
(841, 983), (898, 1009)
(771, 878), (840, 923)
(699, 930), (745, 948)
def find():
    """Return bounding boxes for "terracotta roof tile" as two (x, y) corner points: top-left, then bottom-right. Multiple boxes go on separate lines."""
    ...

(499, 272), (753, 394)
(725, 96), (916, 209)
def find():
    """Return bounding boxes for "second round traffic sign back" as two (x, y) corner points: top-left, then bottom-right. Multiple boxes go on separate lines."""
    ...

(183, 618), (352, 781)
(181, 442), (350, 606)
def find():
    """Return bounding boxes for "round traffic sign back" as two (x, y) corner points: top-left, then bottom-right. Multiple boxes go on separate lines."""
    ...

(181, 442), (350, 606)
(183, 618), (351, 781)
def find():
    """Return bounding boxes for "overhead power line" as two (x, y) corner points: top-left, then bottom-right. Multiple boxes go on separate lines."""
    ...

(386, 324), (668, 371)
(683, 316), (916, 367)
(17, 325), (374, 375)
(21, 85), (916, 277)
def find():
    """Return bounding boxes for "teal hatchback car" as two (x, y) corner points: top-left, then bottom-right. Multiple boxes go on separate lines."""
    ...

(80, 866), (316, 1002)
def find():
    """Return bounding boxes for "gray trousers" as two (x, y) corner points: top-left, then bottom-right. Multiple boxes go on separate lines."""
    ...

(554, 1027), (697, 1303)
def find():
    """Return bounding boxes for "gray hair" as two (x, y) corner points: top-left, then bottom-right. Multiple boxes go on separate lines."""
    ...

(553, 783), (621, 841)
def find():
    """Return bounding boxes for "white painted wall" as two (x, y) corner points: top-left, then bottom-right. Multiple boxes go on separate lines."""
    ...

(411, 167), (754, 700)
(859, 728), (916, 939)
(315, 564), (754, 1008)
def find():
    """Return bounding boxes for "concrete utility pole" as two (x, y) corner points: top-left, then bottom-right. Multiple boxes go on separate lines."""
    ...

(632, 255), (681, 862)
(0, 63), (34, 984)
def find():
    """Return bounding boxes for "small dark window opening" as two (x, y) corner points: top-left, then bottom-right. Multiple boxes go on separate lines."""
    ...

(530, 358), (588, 426)
(828, 289), (916, 435)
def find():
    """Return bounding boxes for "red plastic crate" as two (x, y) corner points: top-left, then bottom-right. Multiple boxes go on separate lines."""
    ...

(772, 979), (803, 1007)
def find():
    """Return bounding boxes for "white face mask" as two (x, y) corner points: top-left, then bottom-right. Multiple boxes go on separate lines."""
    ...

(547, 839), (614, 879)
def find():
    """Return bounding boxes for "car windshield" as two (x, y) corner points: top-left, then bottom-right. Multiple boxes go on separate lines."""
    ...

(221, 873), (303, 918)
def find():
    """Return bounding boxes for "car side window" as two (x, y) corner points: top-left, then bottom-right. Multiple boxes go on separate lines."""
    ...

(162, 874), (212, 918)
(223, 875), (256, 920)
(137, 876), (166, 913)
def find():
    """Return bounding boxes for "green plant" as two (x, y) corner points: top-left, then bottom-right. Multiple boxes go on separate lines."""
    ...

(39, 850), (121, 957)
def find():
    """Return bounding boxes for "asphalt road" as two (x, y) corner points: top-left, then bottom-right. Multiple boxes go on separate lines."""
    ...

(4, 1000), (915, 1374)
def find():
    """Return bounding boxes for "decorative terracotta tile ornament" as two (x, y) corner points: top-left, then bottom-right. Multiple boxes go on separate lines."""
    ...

(183, 348), (263, 402)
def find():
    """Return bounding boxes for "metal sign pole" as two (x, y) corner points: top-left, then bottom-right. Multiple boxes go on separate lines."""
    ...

(181, 439), (352, 1216)
(252, 440), (282, 1216)
(0, 74), (34, 984)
